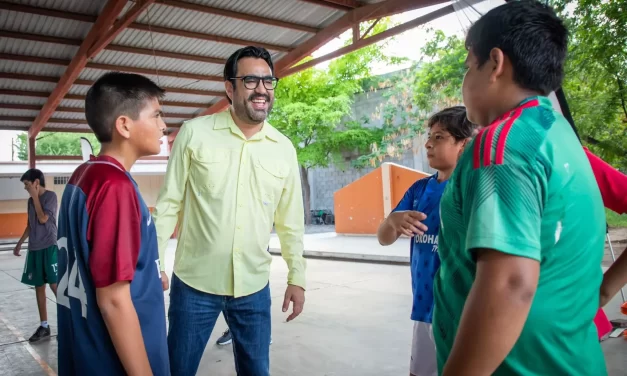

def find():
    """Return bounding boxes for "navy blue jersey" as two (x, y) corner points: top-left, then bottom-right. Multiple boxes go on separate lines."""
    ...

(56, 155), (169, 375)
(393, 174), (447, 323)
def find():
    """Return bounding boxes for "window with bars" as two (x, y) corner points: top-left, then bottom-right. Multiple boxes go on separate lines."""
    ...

(54, 176), (69, 185)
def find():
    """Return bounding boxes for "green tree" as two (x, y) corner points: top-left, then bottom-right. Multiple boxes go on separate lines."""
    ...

(550, 0), (627, 169)
(358, 5), (627, 171)
(270, 18), (401, 223)
(355, 30), (466, 167)
(16, 132), (101, 160)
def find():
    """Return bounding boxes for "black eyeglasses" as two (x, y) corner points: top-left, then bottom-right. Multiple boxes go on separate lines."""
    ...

(230, 76), (279, 90)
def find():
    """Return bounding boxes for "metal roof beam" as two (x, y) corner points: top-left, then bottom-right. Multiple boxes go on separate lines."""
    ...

(0, 30), (228, 65)
(0, 104), (195, 118)
(28, 0), (133, 138)
(0, 73), (225, 97)
(0, 53), (223, 82)
(2, 115), (178, 127)
(0, 125), (93, 134)
(281, 4), (455, 76)
(0, 2), (293, 52)
(0, 89), (210, 109)
(161, 0), (319, 34)
(199, 0), (449, 116)
(298, 0), (357, 11)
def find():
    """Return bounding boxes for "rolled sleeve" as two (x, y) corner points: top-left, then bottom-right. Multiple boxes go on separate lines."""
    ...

(153, 123), (192, 271)
(274, 146), (306, 289)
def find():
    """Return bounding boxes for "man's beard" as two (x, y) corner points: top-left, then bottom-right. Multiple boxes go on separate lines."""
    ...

(233, 93), (274, 124)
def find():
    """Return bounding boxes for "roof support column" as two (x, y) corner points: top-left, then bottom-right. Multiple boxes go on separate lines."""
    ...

(28, 136), (36, 169)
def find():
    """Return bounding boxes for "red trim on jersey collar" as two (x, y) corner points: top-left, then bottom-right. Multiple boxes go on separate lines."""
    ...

(473, 99), (540, 169)
(89, 155), (126, 171)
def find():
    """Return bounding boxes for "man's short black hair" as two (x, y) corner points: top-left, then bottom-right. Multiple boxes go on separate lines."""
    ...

(21, 168), (45, 187)
(223, 46), (274, 104)
(428, 106), (477, 141)
(85, 72), (165, 143)
(465, 0), (568, 95)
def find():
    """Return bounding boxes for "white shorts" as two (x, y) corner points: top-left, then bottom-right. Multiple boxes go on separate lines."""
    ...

(409, 321), (437, 376)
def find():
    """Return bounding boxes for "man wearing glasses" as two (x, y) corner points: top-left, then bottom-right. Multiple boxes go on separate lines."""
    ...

(153, 46), (306, 376)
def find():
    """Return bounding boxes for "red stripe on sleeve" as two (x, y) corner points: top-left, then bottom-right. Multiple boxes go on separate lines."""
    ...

(494, 108), (523, 165)
(494, 99), (541, 165)
(482, 124), (498, 167)
(473, 127), (487, 169)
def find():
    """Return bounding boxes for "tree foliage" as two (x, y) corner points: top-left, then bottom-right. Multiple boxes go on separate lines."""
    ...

(269, 18), (403, 221)
(358, 1), (627, 170)
(15, 132), (101, 161)
(355, 30), (465, 167)
(550, 0), (627, 169)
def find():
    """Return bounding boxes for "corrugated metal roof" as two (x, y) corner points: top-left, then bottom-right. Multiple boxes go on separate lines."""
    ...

(1, 0), (106, 15)
(161, 105), (201, 115)
(58, 99), (84, 108)
(92, 50), (223, 76)
(43, 122), (90, 130)
(0, 95), (47, 105)
(0, 0), (441, 137)
(50, 112), (85, 120)
(0, 79), (56, 92)
(0, 59), (67, 76)
(0, 38), (78, 60)
(0, 108), (40, 117)
(163, 93), (218, 103)
(0, 9), (91, 39)
(183, 0), (343, 28)
(135, 3), (307, 49)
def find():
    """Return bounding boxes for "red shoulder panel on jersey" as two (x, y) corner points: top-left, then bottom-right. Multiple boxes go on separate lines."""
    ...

(473, 99), (540, 169)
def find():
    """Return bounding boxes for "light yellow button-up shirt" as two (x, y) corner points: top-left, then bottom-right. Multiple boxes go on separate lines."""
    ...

(152, 110), (306, 297)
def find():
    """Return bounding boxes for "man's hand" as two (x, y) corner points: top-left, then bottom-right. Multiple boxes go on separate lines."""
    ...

(26, 180), (39, 198)
(282, 284), (305, 322)
(160, 272), (169, 291)
(13, 244), (21, 257)
(388, 210), (428, 237)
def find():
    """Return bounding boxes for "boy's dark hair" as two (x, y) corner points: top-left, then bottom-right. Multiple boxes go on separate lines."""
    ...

(465, 0), (568, 95)
(21, 169), (46, 187)
(85, 72), (165, 143)
(223, 46), (274, 104)
(428, 106), (477, 141)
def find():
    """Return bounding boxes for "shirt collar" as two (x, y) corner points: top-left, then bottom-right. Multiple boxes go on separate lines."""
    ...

(489, 95), (548, 127)
(214, 109), (279, 142)
(89, 154), (126, 170)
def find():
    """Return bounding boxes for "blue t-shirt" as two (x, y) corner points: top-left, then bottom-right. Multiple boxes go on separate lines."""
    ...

(56, 156), (169, 376)
(392, 174), (447, 323)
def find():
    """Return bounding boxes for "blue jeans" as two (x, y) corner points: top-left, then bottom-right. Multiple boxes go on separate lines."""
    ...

(167, 274), (271, 376)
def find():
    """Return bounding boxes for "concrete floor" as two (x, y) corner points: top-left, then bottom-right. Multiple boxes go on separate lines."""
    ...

(1, 240), (626, 376)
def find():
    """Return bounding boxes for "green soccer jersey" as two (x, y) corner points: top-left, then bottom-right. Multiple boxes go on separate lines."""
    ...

(433, 96), (607, 375)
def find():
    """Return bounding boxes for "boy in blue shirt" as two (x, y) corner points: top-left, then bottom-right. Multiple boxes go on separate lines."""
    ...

(377, 106), (476, 376)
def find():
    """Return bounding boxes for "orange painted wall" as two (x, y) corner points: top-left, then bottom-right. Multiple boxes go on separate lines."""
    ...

(0, 213), (28, 239)
(390, 165), (430, 209)
(334, 168), (384, 235)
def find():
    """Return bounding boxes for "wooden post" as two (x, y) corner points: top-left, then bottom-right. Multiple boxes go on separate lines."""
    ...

(28, 136), (36, 169)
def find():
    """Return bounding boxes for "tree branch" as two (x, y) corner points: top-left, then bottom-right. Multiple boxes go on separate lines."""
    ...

(615, 75), (627, 121)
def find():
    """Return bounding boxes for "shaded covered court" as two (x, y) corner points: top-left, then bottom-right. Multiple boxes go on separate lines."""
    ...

(1, 240), (626, 375)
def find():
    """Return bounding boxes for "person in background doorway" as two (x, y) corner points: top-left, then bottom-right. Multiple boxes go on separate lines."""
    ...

(13, 168), (58, 343)
(377, 106), (476, 376)
(153, 46), (305, 376)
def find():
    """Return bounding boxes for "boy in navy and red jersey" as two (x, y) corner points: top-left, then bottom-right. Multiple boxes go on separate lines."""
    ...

(56, 72), (169, 375)
(377, 106), (476, 376)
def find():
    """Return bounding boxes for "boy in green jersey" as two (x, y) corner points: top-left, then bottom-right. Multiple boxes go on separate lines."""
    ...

(433, 1), (607, 375)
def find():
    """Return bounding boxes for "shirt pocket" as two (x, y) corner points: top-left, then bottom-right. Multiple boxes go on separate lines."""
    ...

(190, 148), (230, 197)
(254, 156), (289, 204)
